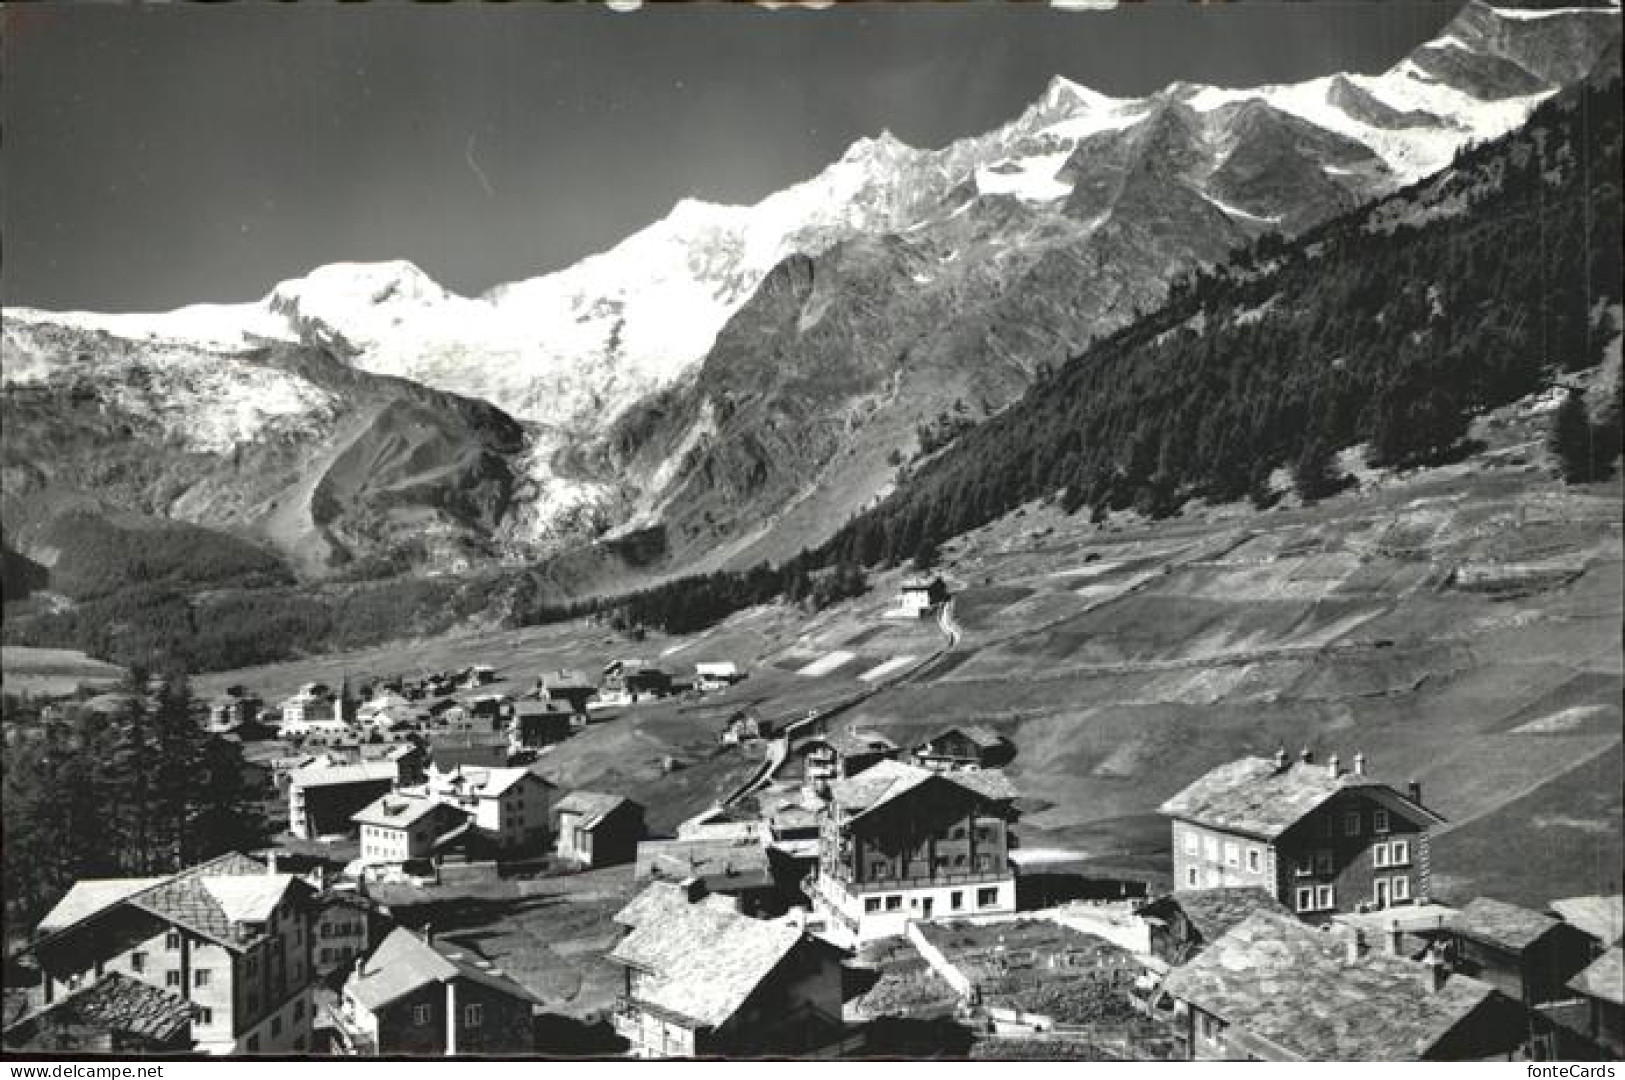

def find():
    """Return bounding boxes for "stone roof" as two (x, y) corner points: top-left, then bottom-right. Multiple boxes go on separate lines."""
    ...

(1567, 946), (1624, 1007)
(543, 670), (596, 691)
(1548, 895), (1624, 946)
(38, 878), (167, 936)
(1159, 756), (1442, 841)
(351, 792), (465, 831)
(827, 759), (1017, 819)
(609, 883), (807, 1030)
(922, 724), (1007, 749)
(200, 876), (293, 925)
(289, 760), (398, 788)
(3, 973), (198, 1049)
(553, 790), (638, 829)
(1139, 888), (1294, 944)
(346, 927), (539, 1013)
(634, 838), (774, 892)
(126, 853), (302, 951)
(1162, 911), (1503, 1060)
(1454, 897), (1564, 953)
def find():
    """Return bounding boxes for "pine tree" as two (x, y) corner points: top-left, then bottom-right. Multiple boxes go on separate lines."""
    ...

(1550, 389), (1598, 483)
(1293, 438), (1342, 503)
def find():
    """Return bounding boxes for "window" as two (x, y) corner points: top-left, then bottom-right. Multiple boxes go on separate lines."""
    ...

(271, 1016), (282, 1037)
(1295, 888), (1315, 913)
(1315, 849), (1334, 876)
(1223, 841), (1239, 868)
(165, 932), (182, 951)
(864, 897), (881, 914)
(975, 854), (991, 872)
(870, 862), (887, 878)
(166, 971), (182, 987)
(951, 827), (966, 840)
(413, 1004), (432, 1026)
(130, 952), (147, 973)
(1183, 831), (1199, 856)
(1294, 856), (1314, 878)
(1246, 848), (1261, 874)
(951, 891), (964, 911)
(976, 826), (994, 842)
(885, 895), (902, 912)
(194, 969), (211, 987)
(1186, 867), (1199, 888)
(1322, 815), (1336, 838)
(1392, 875), (1410, 901)
(933, 856), (949, 871)
(1315, 885), (1335, 911)
(197, 1007), (213, 1026)
(321, 948), (332, 964)
(247, 1036), (261, 1054)
(1390, 840), (1409, 866)
(1373, 842), (1390, 868)
(1344, 811), (1361, 837)
(321, 924), (331, 939)
(977, 887), (999, 908)
(1373, 808), (1390, 834)
(464, 1004), (484, 1028)
(1199, 1013), (1222, 1044)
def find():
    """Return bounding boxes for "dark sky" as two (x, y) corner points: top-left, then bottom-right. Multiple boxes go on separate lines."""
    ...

(2, 1), (1460, 312)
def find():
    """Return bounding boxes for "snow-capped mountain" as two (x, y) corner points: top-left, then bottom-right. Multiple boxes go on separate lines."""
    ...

(3, 0), (1617, 583)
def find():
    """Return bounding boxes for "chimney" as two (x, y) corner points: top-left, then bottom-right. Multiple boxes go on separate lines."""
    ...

(1353, 752), (1366, 777)
(1388, 918), (1405, 956)
(1273, 746), (1288, 771)
(422, 923), (435, 946)
(1327, 753), (1341, 779)
(1300, 747), (1314, 765)
(681, 876), (708, 904)
(1407, 780), (1422, 805)
(265, 851), (280, 875)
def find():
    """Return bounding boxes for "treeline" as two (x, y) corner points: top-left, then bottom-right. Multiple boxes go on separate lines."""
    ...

(814, 75), (1623, 568)
(2, 670), (270, 939)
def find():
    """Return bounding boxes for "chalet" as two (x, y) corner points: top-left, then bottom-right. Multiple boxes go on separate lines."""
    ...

(352, 793), (471, 868)
(602, 659), (673, 702)
(791, 729), (899, 784)
(287, 760), (401, 841)
(512, 699), (575, 750)
(890, 576), (949, 619)
(1159, 749), (1445, 921)
(809, 759), (1019, 943)
(313, 891), (377, 977)
(207, 690), (264, 732)
(912, 725), (1013, 771)
(720, 710), (772, 745)
(279, 683), (337, 731)
(425, 766), (554, 853)
(635, 838), (780, 917)
(1160, 910), (1525, 1061)
(540, 670), (597, 715)
(338, 928), (538, 1056)
(427, 730), (509, 772)
(608, 881), (845, 1058)
(2, 973), (199, 1054)
(1447, 896), (1602, 1058)
(1565, 947), (1624, 1058)
(694, 662), (747, 692)
(29, 853), (320, 1055)
(552, 791), (646, 869)
(1138, 887), (1294, 968)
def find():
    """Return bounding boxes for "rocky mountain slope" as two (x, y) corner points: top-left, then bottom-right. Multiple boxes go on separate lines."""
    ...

(1, 319), (536, 581)
(3, 1), (1617, 586)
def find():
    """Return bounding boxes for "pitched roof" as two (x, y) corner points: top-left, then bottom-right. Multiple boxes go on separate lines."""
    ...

(634, 838), (774, 892)
(3, 973), (198, 1049)
(923, 724), (1007, 749)
(1454, 897), (1565, 953)
(351, 792), (466, 830)
(38, 878), (167, 935)
(815, 729), (898, 757)
(1140, 888), (1294, 944)
(1567, 946), (1624, 1007)
(1159, 757), (1442, 841)
(553, 790), (638, 829)
(826, 758), (1017, 819)
(472, 766), (552, 797)
(542, 670), (595, 691)
(289, 760), (398, 788)
(346, 928), (539, 1012)
(613, 880), (739, 928)
(200, 876), (294, 925)
(125, 853), (303, 951)
(608, 884), (807, 1029)
(1548, 895), (1624, 946)
(1162, 911), (1502, 1060)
